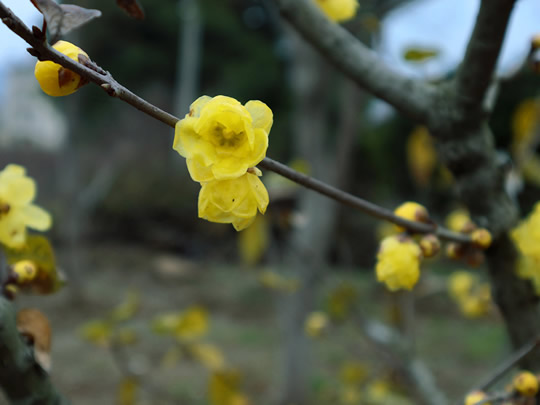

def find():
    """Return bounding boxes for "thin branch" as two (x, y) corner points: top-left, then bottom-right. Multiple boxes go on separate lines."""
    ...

(0, 1), (471, 244)
(271, 0), (437, 123)
(358, 313), (449, 405)
(0, 296), (71, 405)
(455, 0), (517, 111)
(472, 335), (540, 392)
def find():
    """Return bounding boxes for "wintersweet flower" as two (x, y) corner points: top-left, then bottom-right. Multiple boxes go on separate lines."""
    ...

(34, 41), (89, 97)
(174, 95), (272, 182)
(375, 235), (421, 291)
(0, 165), (51, 248)
(198, 170), (269, 231)
(511, 202), (540, 263)
(314, 0), (359, 23)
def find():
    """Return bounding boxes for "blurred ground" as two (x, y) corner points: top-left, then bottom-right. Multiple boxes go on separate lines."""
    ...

(0, 243), (507, 405)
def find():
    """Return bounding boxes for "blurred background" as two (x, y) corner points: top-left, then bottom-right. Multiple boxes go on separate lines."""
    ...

(1, 0), (540, 404)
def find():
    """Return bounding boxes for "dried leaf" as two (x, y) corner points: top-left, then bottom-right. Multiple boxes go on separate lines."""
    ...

(31, 0), (101, 39)
(116, 0), (145, 20)
(17, 308), (52, 371)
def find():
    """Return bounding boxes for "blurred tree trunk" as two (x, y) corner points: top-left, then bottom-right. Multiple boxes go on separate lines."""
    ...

(277, 31), (361, 405)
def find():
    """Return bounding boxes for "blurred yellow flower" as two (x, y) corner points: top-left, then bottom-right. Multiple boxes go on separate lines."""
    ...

(512, 202), (540, 263)
(174, 95), (272, 182)
(393, 201), (430, 232)
(513, 371), (539, 397)
(0, 165), (51, 248)
(198, 171), (269, 231)
(34, 41), (88, 97)
(375, 235), (421, 291)
(445, 209), (474, 233)
(464, 391), (490, 405)
(448, 271), (491, 319)
(314, 0), (359, 22)
(305, 311), (329, 338)
(407, 126), (436, 187)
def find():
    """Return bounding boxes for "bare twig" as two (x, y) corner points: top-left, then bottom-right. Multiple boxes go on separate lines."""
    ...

(455, 0), (517, 111)
(271, 0), (437, 123)
(0, 1), (472, 244)
(472, 335), (540, 392)
(358, 312), (449, 405)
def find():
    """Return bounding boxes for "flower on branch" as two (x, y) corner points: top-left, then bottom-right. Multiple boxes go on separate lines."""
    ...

(375, 235), (421, 291)
(393, 201), (431, 232)
(198, 171), (269, 232)
(174, 95), (272, 182)
(0, 165), (51, 248)
(34, 40), (88, 97)
(314, 0), (359, 23)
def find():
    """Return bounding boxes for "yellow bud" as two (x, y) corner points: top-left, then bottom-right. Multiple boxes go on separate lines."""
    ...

(446, 242), (463, 260)
(34, 41), (89, 97)
(394, 201), (430, 232)
(464, 390), (490, 405)
(419, 234), (441, 258)
(513, 371), (539, 397)
(12, 260), (38, 283)
(471, 229), (492, 249)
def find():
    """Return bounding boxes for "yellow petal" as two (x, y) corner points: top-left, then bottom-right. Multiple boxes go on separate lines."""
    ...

(208, 178), (249, 212)
(233, 216), (256, 231)
(245, 128), (268, 167)
(186, 157), (215, 182)
(189, 95), (212, 118)
(245, 100), (273, 134)
(2, 164), (26, 177)
(20, 204), (52, 231)
(212, 158), (249, 180)
(0, 213), (26, 248)
(246, 174), (269, 214)
(6, 177), (36, 205)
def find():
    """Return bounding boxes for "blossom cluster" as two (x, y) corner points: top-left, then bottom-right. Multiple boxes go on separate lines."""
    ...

(174, 96), (272, 231)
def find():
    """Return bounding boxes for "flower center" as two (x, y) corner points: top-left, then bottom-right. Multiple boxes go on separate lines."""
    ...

(0, 201), (10, 218)
(211, 122), (244, 148)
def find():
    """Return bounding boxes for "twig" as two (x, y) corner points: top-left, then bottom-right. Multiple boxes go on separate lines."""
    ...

(271, 0), (437, 123)
(0, 296), (71, 405)
(472, 335), (540, 392)
(455, 0), (517, 111)
(358, 312), (449, 405)
(0, 1), (472, 244)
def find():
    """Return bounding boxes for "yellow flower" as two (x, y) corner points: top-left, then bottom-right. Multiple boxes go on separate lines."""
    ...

(0, 165), (51, 248)
(375, 235), (421, 291)
(445, 209), (475, 233)
(393, 201), (430, 232)
(174, 96), (272, 182)
(198, 171), (269, 231)
(314, 0), (359, 22)
(304, 311), (329, 338)
(513, 371), (539, 397)
(512, 202), (540, 263)
(464, 391), (490, 405)
(34, 41), (88, 97)
(448, 271), (474, 299)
